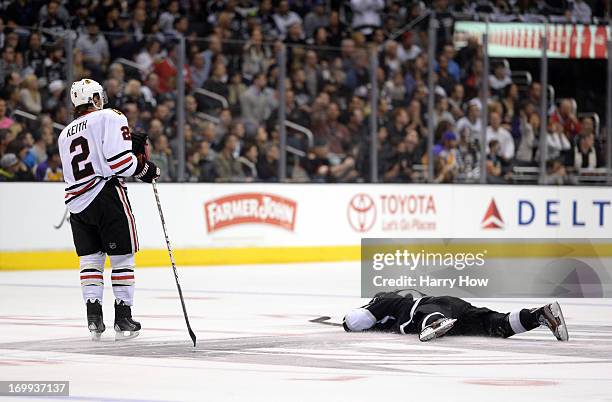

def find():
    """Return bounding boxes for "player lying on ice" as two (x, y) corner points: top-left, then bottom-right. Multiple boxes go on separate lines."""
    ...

(58, 79), (160, 341)
(343, 289), (569, 342)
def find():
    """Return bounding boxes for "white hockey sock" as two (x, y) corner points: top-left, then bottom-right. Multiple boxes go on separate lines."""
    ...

(80, 252), (106, 304)
(110, 254), (135, 306)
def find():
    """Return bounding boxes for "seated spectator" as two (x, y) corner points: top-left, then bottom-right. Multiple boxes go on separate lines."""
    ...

(256, 142), (279, 181)
(35, 147), (63, 181)
(486, 111), (515, 161)
(0, 152), (34, 181)
(110, 13), (139, 61)
(567, 132), (602, 170)
(489, 62), (512, 97)
(383, 129), (421, 182)
(314, 101), (349, 155)
(550, 99), (582, 140)
(350, 0), (384, 36)
(75, 18), (110, 81)
(303, 138), (358, 183)
(438, 131), (462, 173)
(544, 159), (569, 185)
(303, 1), (328, 38)
(239, 73), (278, 130)
(432, 147), (454, 183)
(214, 134), (244, 182)
(456, 99), (482, 144)
(149, 134), (175, 182)
(448, 84), (465, 120)
(136, 40), (161, 76)
(436, 54), (457, 96)
(273, 0), (302, 39)
(441, 44), (461, 83)
(398, 32), (422, 63)
(0, 153), (20, 181)
(197, 140), (216, 182)
(19, 75), (42, 114)
(153, 45), (192, 93)
(27, 125), (54, 167)
(238, 142), (258, 180)
(201, 61), (229, 111)
(432, 95), (455, 128)
(242, 27), (272, 83)
(0, 46), (19, 88)
(544, 120), (571, 162)
(0, 99), (14, 129)
(516, 112), (539, 164)
(501, 83), (519, 127)
(184, 146), (201, 182)
(486, 140), (509, 184)
(44, 80), (65, 112)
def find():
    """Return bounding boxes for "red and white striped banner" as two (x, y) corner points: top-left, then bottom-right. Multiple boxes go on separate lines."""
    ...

(454, 22), (610, 59)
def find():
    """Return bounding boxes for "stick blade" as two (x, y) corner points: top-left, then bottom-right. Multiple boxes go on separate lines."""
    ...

(309, 316), (343, 327)
(188, 328), (197, 347)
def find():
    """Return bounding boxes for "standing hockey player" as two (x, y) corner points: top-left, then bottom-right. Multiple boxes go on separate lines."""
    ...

(343, 290), (569, 342)
(58, 79), (160, 341)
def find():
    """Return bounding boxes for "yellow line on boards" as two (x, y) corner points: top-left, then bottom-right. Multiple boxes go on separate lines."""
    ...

(0, 246), (361, 270)
(1, 242), (611, 271)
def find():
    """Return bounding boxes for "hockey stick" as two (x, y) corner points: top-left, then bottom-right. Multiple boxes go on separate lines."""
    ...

(309, 316), (343, 327)
(152, 180), (197, 347)
(53, 207), (69, 229)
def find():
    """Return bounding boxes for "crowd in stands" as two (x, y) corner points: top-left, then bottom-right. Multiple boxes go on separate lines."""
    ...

(0, 0), (608, 183)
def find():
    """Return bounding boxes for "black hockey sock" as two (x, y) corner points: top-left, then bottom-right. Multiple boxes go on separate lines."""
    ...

(507, 308), (540, 336)
(521, 309), (541, 331)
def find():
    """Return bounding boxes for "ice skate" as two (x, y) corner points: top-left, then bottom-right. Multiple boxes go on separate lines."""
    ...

(114, 300), (141, 341)
(533, 301), (569, 341)
(419, 318), (457, 342)
(86, 299), (105, 341)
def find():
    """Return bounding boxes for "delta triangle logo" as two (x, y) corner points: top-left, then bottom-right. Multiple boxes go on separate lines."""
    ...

(481, 198), (504, 229)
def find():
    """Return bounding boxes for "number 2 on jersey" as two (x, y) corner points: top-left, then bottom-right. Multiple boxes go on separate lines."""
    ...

(70, 137), (95, 180)
(121, 126), (131, 140)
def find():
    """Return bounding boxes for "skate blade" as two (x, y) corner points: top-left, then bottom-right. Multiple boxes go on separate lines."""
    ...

(90, 331), (103, 341)
(115, 330), (139, 341)
(419, 318), (457, 342)
(550, 301), (569, 342)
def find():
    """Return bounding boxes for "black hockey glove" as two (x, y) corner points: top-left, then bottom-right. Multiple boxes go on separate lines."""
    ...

(134, 160), (160, 183)
(131, 132), (149, 158)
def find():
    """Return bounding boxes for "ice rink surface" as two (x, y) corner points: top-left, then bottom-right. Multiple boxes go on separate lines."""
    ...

(1, 262), (611, 402)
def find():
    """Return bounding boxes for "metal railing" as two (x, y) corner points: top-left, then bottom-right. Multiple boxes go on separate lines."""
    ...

(193, 88), (229, 109)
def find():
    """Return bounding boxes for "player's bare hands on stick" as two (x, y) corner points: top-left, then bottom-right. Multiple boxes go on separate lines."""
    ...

(132, 131), (161, 183)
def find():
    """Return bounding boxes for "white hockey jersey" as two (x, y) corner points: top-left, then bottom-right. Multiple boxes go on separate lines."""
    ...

(58, 108), (137, 213)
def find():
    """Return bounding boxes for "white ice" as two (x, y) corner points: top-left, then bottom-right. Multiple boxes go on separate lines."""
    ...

(1, 262), (611, 402)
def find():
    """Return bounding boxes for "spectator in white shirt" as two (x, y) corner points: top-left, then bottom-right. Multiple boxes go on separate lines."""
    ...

(350, 0), (384, 35)
(543, 120), (571, 161)
(489, 63), (512, 97)
(135, 40), (161, 76)
(273, 1), (302, 39)
(456, 99), (482, 143)
(397, 32), (421, 63)
(486, 111), (515, 160)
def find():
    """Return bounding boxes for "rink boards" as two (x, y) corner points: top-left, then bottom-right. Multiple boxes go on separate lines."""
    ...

(1, 183), (611, 269)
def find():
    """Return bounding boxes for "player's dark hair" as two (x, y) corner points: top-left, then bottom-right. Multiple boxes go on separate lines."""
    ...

(74, 103), (95, 117)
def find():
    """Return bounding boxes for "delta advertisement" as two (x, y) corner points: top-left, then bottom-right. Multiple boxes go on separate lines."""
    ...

(1, 183), (610, 255)
(453, 21), (610, 59)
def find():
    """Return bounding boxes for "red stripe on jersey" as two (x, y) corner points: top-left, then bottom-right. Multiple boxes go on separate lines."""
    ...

(80, 274), (103, 279)
(111, 275), (135, 280)
(66, 178), (98, 197)
(109, 156), (132, 169)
